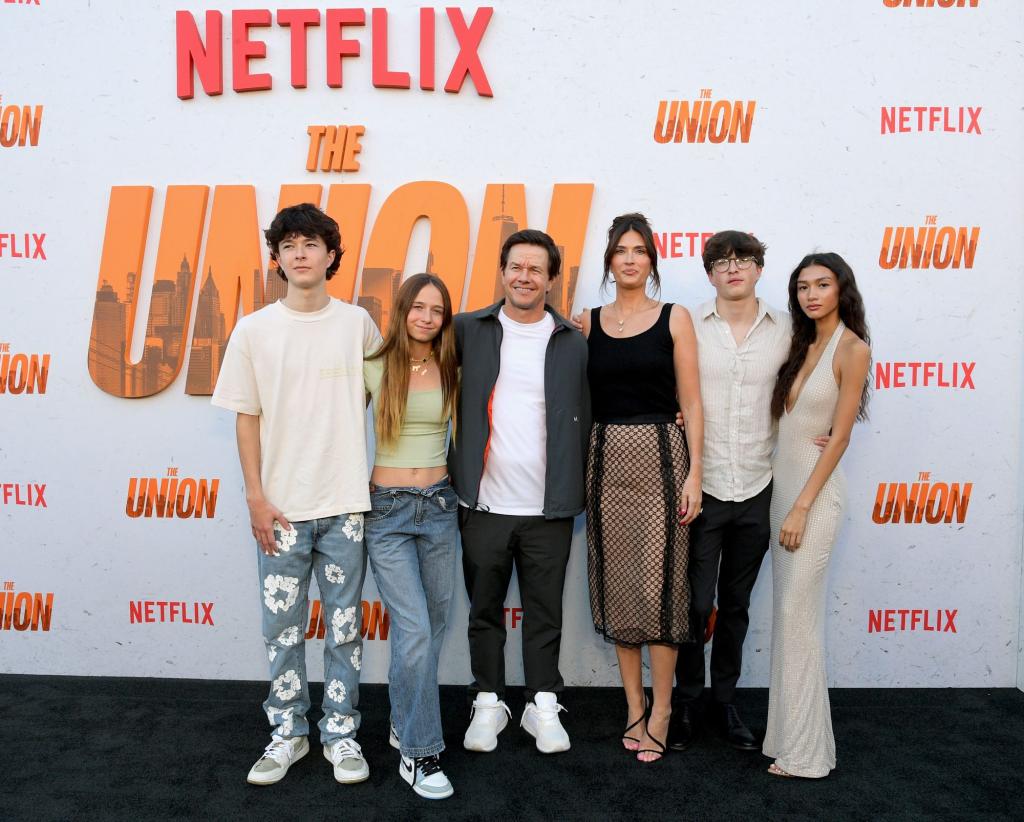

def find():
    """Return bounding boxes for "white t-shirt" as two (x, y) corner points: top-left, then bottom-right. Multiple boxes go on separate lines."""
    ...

(211, 299), (381, 521)
(476, 308), (555, 516)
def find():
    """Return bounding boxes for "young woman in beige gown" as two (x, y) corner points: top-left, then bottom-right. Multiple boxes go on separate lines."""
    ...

(762, 253), (871, 779)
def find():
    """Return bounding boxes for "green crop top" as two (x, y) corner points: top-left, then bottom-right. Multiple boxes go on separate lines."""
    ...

(363, 357), (450, 468)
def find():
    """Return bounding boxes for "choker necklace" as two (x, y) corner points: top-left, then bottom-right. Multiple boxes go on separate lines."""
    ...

(410, 350), (434, 374)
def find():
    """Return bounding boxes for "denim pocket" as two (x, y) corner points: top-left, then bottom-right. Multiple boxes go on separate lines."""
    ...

(435, 488), (458, 513)
(365, 493), (396, 522)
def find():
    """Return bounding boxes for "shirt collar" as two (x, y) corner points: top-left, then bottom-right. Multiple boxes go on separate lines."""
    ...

(702, 298), (780, 325)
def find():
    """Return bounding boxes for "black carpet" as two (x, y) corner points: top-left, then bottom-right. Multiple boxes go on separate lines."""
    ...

(1, 675), (1022, 821)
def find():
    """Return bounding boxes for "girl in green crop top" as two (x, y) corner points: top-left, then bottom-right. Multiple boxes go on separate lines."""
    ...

(362, 273), (460, 800)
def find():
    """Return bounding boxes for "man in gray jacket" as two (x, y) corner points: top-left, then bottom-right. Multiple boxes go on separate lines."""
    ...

(449, 228), (590, 755)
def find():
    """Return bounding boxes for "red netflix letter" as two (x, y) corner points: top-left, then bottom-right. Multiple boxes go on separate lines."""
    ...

(278, 8), (321, 89)
(232, 9), (273, 93)
(326, 9), (366, 89)
(176, 11), (224, 99)
(444, 7), (493, 97)
(371, 9), (411, 89)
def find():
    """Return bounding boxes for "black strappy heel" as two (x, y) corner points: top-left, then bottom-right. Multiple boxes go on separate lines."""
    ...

(622, 693), (649, 751)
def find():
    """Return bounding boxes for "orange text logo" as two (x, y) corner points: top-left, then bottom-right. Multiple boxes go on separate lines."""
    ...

(654, 89), (755, 144)
(868, 609), (957, 633)
(871, 472), (971, 524)
(306, 598), (391, 640)
(87, 182), (592, 397)
(1, 483), (46, 507)
(653, 231), (714, 260)
(881, 106), (981, 135)
(0, 343), (50, 395)
(875, 361), (975, 389)
(126, 467), (220, 519)
(129, 600), (215, 625)
(176, 7), (493, 98)
(0, 97), (43, 148)
(879, 215), (979, 269)
(1, 581), (53, 632)
(883, 0), (978, 7)
(0, 233), (46, 259)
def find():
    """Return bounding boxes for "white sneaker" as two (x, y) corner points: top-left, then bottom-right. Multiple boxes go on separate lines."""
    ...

(389, 719), (400, 750)
(247, 736), (309, 785)
(324, 738), (370, 784)
(463, 692), (511, 752)
(521, 692), (570, 753)
(399, 754), (454, 800)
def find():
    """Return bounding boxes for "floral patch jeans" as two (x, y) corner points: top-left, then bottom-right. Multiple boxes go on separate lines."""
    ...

(257, 513), (366, 745)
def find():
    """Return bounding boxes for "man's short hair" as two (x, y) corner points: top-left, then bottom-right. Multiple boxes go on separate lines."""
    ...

(701, 230), (767, 273)
(499, 229), (562, 281)
(264, 203), (343, 281)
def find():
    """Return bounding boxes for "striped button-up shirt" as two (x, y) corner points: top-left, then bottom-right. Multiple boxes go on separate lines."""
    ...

(694, 299), (791, 502)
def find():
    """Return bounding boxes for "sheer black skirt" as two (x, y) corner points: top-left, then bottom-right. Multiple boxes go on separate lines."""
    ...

(586, 422), (693, 646)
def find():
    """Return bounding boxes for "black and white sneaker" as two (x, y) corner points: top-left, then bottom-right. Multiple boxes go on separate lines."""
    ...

(399, 754), (454, 800)
(389, 720), (400, 750)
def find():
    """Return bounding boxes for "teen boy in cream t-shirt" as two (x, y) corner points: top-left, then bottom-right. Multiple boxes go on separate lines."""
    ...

(213, 203), (380, 788)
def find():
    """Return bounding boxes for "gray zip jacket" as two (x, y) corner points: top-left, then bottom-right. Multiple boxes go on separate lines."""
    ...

(447, 300), (591, 519)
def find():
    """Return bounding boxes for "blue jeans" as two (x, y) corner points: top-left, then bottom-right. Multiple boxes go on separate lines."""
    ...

(365, 478), (458, 757)
(257, 514), (366, 744)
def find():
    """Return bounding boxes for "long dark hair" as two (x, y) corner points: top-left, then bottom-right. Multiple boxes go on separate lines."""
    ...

(600, 212), (660, 295)
(771, 252), (871, 421)
(367, 273), (458, 444)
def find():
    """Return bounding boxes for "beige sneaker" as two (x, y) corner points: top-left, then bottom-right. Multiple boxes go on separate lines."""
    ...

(324, 738), (370, 784)
(247, 736), (309, 785)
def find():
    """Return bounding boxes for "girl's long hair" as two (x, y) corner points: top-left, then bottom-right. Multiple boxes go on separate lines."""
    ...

(367, 273), (458, 444)
(771, 252), (871, 421)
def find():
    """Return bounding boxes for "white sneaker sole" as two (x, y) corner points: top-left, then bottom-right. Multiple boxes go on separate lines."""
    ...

(246, 737), (309, 785)
(323, 746), (370, 784)
(463, 712), (508, 752)
(400, 762), (454, 800)
(522, 723), (571, 754)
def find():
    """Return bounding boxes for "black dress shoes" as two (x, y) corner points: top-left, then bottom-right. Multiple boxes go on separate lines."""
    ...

(719, 703), (758, 751)
(667, 703), (695, 751)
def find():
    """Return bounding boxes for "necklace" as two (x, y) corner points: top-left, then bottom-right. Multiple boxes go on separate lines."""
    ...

(613, 299), (658, 333)
(410, 350), (434, 374)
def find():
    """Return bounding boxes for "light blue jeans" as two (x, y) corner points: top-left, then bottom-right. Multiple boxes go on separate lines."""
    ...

(364, 478), (458, 758)
(257, 513), (366, 745)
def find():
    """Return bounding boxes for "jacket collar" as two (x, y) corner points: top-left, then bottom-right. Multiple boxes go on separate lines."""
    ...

(484, 299), (574, 332)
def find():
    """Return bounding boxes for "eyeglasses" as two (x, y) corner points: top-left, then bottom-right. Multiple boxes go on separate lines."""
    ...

(711, 256), (756, 273)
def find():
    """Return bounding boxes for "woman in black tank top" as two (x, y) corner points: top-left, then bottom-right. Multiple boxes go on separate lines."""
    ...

(581, 213), (705, 763)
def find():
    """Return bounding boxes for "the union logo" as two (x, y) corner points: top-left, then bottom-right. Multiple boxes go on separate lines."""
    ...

(1, 581), (54, 632)
(306, 598), (391, 641)
(87, 182), (592, 397)
(879, 215), (979, 269)
(0, 96), (43, 148)
(0, 343), (50, 395)
(126, 467), (220, 519)
(871, 472), (971, 524)
(654, 89), (755, 144)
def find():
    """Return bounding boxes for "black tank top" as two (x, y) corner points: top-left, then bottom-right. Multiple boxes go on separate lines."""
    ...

(587, 303), (678, 424)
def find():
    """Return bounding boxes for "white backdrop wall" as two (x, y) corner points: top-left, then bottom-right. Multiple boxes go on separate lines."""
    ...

(2, 1), (1023, 689)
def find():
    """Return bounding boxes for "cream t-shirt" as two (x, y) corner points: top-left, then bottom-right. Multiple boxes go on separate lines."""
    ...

(212, 299), (381, 521)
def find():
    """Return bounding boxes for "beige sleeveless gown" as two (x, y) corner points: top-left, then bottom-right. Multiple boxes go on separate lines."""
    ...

(762, 322), (846, 778)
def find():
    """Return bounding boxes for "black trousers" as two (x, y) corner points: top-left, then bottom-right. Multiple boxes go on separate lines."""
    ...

(674, 482), (772, 704)
(460, 507), (573, 701)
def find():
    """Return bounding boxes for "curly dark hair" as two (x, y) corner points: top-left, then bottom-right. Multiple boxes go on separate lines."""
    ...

(771, 252), (871, 421)
(264, 203), (343, 282)
(701, 230), (767, 273)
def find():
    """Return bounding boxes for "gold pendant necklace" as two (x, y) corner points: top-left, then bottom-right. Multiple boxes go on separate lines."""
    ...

(410, 350), (434, 374)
